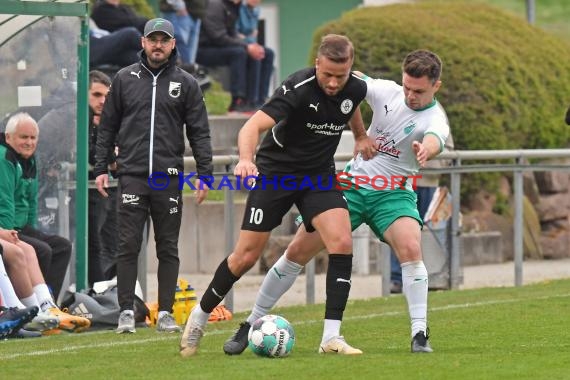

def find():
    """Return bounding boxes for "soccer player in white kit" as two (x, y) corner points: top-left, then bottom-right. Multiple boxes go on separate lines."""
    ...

(223, 49), (450, 354)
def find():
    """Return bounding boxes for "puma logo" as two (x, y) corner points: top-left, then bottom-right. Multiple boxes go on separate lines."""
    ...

(169, 197), (179, 205)
(130, 70), (141, 79)
(273, 268), (286, 279)
(309, 102), (319, 112)
(281, 85), (291, 95)
(211, 288), (224, 300)
(384, 104), (392, 116)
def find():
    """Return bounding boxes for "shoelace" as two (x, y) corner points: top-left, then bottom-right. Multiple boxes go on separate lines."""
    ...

(119, 313), (134, 325)
(159, 314), (176, 327)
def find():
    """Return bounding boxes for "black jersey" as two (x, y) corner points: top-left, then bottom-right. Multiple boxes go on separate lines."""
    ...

(256, 67), (367, 175)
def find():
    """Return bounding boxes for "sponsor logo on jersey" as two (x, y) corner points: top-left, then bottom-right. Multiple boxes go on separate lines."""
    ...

(309, 102), (319, 112)
(305, 122), (345, 136)
(340, 99), (353, 114)
(281, 85), (291, 95)
(384, 104), (393, 116)
(169, 82), (181, 98)
(376, 135), (402, 158)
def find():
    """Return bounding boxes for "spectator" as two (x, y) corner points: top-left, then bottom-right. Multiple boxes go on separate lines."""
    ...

(94, 18), (213, 334)
(236, 0), (274, 108)
(197, 0), (266, 112)
(91, 0), (148, 34)
(88, 70), (118, 284)
(0, 230), (90, 333)
(0, 113), (72, 301)
(160, 0), (208, 66)
(90, 19), (142, 69)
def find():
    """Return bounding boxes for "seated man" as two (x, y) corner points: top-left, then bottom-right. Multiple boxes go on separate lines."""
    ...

(0, 230), (90, 333)
(237, 0), (274, 108)
(0, 113), (72, 301)
(197, 0), (266, 112)
(90, 19), (142, 70)
(91, 0), (148, 34)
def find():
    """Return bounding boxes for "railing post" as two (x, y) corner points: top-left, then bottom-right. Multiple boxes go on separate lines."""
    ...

(380, 242), (391, 297)
(514, 156), (524, 286)
(224, 167), (235, 311)
(305, 258), (315, 305)
(450, 158), (462, 289)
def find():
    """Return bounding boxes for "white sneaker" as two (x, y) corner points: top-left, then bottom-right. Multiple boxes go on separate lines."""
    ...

(116, 310), (136, 334)
(179, 319), (204, 357)
(156, 313), (181, 333)
(24, 310), (60, 332)
(318, 336), (363, 355)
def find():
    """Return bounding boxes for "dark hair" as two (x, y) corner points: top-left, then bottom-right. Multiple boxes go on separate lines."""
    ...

(89, 69), (111, 88)
(317, 34), (354, 64)
(402, 50), (442, 83)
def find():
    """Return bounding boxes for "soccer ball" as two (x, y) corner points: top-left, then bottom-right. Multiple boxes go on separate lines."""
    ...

(248, 314), (295, 358)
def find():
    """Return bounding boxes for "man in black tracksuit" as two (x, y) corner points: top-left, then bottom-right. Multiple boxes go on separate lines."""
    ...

(94, 18), (213, 334)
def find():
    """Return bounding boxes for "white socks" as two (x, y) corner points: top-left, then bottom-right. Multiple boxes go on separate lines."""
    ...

(190, 304), (210, 328)
(0, 258), (26, 308)
(246, 253), (303, 325)
(33, 284), (56, 311)
(402, 260), (429, 337)
(321, 319), (342, 344)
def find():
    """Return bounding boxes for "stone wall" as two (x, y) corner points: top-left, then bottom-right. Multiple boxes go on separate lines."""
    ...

(534, 160), (570, 259)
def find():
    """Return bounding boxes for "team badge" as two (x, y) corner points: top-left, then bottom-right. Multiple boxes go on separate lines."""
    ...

(169, 82), (181, 98)
(340, 99), (353, 114)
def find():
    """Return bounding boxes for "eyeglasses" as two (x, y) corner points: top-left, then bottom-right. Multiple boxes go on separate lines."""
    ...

(146, 37), (172, 46)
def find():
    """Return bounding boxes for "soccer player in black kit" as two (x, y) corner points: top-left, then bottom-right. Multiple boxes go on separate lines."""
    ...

(180, 34), (377, 357)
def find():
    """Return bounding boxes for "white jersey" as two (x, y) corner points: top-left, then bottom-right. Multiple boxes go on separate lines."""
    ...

(345, 77), (450, 192)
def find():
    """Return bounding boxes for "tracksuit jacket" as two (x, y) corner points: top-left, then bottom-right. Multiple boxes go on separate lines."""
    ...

(93, 49), (213, 180)
(0, 133), (38, 230)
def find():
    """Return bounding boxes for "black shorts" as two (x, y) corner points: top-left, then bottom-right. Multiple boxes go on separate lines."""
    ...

(241, 174), (347, 233)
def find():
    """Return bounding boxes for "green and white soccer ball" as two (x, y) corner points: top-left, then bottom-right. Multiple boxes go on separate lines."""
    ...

(248, 314), (295, 358)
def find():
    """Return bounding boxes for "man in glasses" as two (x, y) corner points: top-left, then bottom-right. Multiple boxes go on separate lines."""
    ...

(94, 18), (213, 335)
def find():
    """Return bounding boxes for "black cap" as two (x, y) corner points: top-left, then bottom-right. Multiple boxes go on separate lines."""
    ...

(144, 18), (174, 38)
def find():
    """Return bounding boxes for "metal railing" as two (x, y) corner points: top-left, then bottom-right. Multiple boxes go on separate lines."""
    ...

(182, 149), (570, 308)
(56, 149), (570, 307)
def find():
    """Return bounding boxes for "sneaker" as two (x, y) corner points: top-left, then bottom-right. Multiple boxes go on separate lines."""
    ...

(318, 336), (363, 355)
(47, 307), (91, 333)
(0, 306), (39, 339)
(25, 310), (60, 332)
(156, 313), (181, 333)
(116, 310), (136, 334)
(411, 330), (433, 353)
(179, 320), (204, 358)
(12, 328), (43, 339)
(223, 321), (251, 355)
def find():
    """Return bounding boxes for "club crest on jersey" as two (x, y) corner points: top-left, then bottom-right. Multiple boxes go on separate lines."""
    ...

(340, 99), (353, 114)
(169, 82), (181, 98)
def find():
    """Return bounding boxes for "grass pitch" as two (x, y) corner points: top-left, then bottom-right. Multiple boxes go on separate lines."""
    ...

(1, 279), (569, 379)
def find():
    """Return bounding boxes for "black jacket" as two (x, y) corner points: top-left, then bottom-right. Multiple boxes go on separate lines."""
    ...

(199, 0), (246, 48)
(91, 1), (147, 34)
(94, 50), (213, 179)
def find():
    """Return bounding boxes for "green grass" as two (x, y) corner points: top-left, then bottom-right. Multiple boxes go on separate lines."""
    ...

(2, 279), (570, 379)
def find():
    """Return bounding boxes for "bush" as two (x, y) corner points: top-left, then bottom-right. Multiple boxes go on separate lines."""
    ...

(310, 1), (570, 197)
